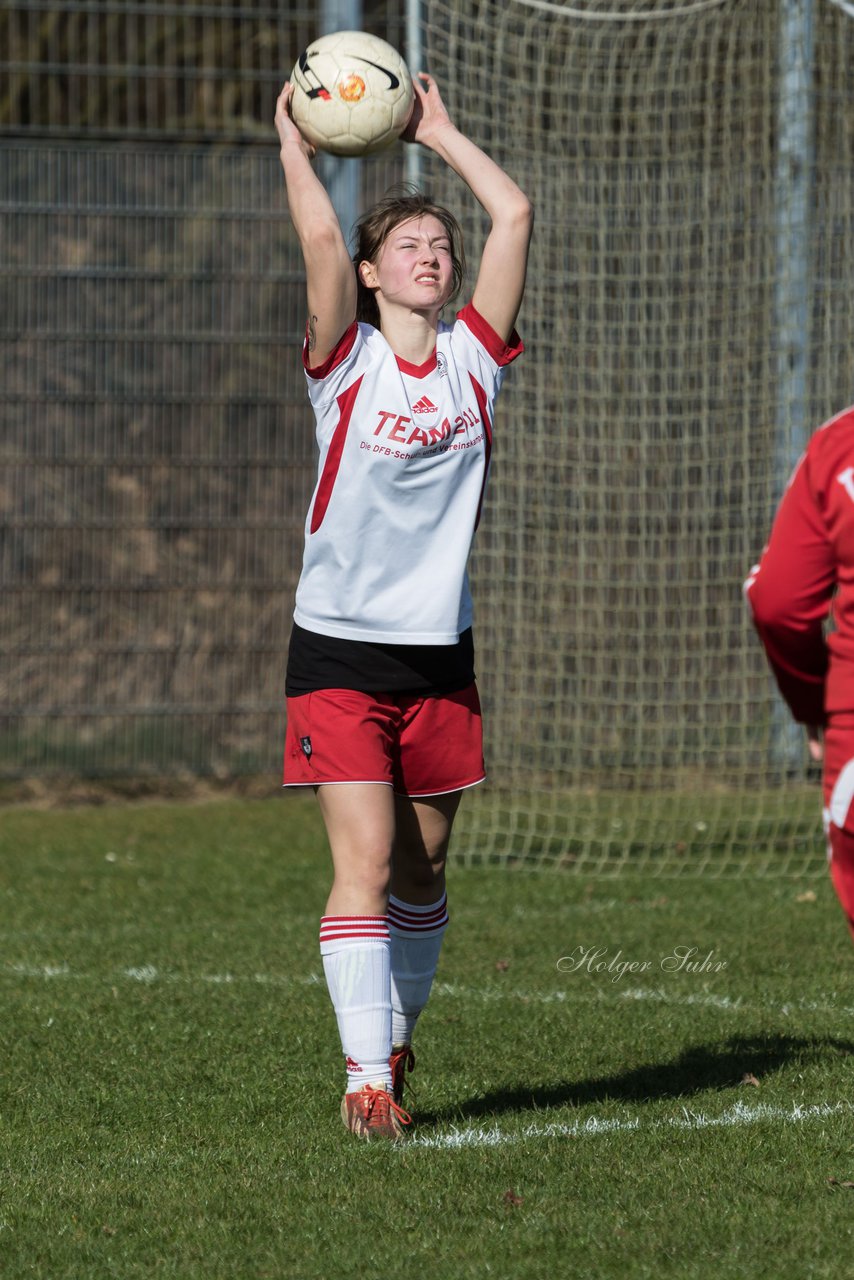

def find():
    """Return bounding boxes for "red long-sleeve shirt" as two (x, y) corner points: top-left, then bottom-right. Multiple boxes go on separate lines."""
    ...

(744, 406), (854, 725)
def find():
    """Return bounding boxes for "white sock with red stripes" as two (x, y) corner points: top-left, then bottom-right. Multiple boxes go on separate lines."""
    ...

(319, 915), (393, 1094)
(387, 892), (449, 1048)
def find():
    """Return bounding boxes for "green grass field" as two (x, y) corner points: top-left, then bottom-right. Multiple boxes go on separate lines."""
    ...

(1, 793), (852, 1279)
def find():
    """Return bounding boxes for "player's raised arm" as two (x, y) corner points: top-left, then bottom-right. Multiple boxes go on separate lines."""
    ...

(404, 74), (533, 342)
(275, 82), (357, 366)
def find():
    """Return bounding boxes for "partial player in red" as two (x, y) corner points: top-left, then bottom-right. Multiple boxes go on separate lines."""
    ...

(275, 72), (532, 1139)
(745, 405), (854, 943)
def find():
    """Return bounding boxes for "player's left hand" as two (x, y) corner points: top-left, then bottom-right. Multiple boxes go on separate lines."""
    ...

(806, 723), (823, 762)
(401, 72), (454, 146)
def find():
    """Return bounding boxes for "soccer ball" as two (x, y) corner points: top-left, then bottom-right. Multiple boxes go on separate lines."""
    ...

(290, 31), (414, 157)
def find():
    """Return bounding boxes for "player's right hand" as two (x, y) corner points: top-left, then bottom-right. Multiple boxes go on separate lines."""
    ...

(275, 82), (316, 158)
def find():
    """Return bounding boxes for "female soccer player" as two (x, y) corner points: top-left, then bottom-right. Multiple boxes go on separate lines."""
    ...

(745, 405), (854, 946)
(275, 72), (533, 1139)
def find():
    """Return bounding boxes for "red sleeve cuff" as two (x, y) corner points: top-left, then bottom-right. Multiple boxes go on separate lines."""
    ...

(456, 302), (524, 366)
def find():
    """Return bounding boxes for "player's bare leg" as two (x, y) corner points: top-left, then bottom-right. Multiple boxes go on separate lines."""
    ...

(318, 782), (396, 916)
(316, 783), (410, 1138)
(391, 790), (461, 904)
(387, 791), (461, 1104)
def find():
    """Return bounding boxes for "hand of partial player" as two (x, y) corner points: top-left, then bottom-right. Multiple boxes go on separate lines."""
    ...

(275, 82), (316, 159)
(401, 72), (455, 147)
(806, 724), (824, 762)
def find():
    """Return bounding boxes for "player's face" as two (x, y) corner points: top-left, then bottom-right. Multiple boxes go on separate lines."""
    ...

(367, 215), (455, 315)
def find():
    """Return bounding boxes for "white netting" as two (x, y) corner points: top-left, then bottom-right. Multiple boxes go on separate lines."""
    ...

(412, 0), (854, 872)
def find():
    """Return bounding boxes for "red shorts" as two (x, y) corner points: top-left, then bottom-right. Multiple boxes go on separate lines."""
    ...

(283, 684), (485, 797)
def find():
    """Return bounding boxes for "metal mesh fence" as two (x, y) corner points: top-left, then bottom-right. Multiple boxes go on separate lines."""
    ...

(0, 1), (398, 141)
(2, 1), (405, 779)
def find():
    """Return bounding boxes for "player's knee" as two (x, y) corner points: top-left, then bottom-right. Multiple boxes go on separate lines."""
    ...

(393, 841), (446, 890)
(331, 847), (392, 902)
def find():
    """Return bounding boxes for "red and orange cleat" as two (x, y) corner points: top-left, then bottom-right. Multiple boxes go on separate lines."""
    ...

(341, 1082), (411, 1141)
(389, 1044), (416, 1108)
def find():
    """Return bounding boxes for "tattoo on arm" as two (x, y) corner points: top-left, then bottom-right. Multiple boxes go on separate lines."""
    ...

(307, 314), (318, 352)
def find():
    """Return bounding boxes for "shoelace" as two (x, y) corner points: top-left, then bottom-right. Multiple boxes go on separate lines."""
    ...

(360, 1085), (412, 1128)
(390, 1046), (415, 1076)
(389, 1046), (416, 1098)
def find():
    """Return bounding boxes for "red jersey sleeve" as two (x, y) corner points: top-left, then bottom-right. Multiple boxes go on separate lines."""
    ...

(745, 449), (835, 724)
(302, 321), (358, 380)
(455, 302), (524, 367)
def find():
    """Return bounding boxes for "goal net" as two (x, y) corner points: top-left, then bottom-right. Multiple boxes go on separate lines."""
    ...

(413, 0), (854, 874)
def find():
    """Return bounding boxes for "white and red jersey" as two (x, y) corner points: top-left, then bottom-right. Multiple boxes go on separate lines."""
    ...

(745, 405), (854, 723)
(293, 303), (523, 644)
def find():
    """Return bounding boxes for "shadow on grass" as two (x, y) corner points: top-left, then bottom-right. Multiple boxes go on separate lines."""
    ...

(418, 1034), (854, 1127)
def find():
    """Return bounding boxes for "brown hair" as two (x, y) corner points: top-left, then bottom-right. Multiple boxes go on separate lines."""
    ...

(352, 190), (465, 329)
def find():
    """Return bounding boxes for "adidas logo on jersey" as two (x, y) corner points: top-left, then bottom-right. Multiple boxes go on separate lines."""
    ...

(412, 395), (438, 415)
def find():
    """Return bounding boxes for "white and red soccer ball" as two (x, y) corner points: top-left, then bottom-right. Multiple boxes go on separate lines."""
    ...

(290, 31), (414, 157)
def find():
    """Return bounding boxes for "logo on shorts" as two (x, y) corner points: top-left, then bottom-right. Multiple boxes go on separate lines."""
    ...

(300, 736), (312, 759)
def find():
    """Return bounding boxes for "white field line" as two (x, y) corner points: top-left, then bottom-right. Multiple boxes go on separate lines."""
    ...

(433, 980), (745, 1012)
(407, 1100), (853, 1151)
(4, 962), (74, 979)
(2, 962), (851, 1020)
(1, 962), (326, 989)
(432, 980), (854, 1020)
